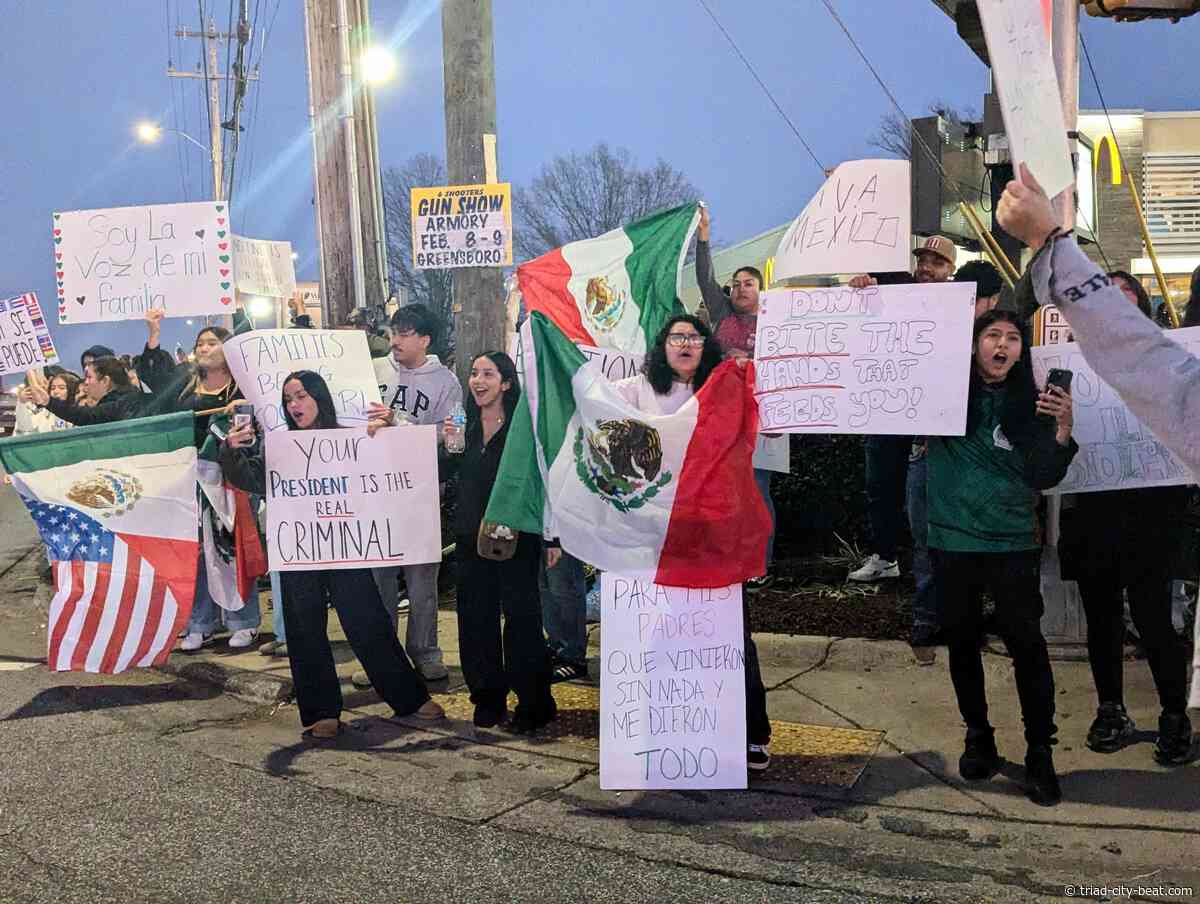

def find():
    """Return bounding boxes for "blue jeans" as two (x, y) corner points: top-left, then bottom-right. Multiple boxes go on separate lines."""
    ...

(187, 551), (261, 634)
(269, 571), (286, 643)
(906, 451), (938, 640)
(539, 551), (588, 664)
(864, 436), (910, 562)
(754, 468), (776, 571)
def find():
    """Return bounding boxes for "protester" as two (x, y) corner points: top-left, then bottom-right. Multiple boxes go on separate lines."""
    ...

(694, 205), (776, 588)
(345, 307), (392, 358)
(27, 356), (144, 426)
(612, 315), (775, 772)
(928, 308), (1077, 805)
(138, 311), (262, 651)
(444, 351), (555, 733)
(540, 551), (590, 682)
(956, 260), (1005, 319)
(1180, 264), (1200, 328)
(14, 370), (80, 434)
(360, 303), (463, 687)
(80, 344), (115, 371)
(1051, 271), (1193, 765)
(221, 370), (443, 739)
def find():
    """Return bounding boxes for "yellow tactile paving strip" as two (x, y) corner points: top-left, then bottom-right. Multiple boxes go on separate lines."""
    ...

(432, 682), (885, 789)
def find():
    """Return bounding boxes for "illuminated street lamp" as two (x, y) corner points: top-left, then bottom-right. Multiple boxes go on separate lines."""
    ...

(134, 121), (209, 154)
(361, 46), (397, 84)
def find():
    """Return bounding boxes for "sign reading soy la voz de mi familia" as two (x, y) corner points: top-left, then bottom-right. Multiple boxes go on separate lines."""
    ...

(410, 183), (512, 269)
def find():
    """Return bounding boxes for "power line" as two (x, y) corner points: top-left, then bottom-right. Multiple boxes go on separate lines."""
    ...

(166, 0), (188, 201)
(240, 0), (281, 207)
(695, 0), (826, 175)
(198, 0), (216, 200)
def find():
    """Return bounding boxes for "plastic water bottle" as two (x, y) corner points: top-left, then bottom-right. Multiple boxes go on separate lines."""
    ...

(445, 401), (466, 454)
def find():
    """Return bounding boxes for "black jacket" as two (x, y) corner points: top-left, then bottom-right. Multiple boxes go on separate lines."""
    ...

(447, 420), (512, 540)
(46, 387), (145, 427)
(219, 440), (266, 496)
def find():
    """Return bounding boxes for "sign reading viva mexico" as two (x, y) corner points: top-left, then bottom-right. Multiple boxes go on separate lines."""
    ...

(53, 201), (232, 324)
(410, 183), (513, 269)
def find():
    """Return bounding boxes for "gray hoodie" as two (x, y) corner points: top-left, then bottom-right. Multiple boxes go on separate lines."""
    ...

(1032, 237), (1200, 477)
(374, 353), (463, 430)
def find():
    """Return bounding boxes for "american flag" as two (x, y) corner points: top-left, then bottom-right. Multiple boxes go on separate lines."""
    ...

(28, 497), (191, 674)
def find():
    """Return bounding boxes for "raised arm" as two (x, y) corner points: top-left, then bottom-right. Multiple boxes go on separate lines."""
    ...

(695, 206), (732, 327)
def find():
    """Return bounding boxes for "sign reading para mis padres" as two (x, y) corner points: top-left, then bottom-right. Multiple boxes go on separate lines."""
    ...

(410, 183), (512, 269)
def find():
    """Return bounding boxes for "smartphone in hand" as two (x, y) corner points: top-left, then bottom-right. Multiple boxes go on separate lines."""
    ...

(1045, 368), (1073, 395)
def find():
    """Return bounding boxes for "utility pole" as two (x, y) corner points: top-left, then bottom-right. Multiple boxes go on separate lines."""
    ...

(169, 18), (232, 201)
(302, 0), (389, 328)
(442, 0), (504, 386)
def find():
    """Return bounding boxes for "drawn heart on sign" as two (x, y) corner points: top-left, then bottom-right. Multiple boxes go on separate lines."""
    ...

(53, 213), (60, 221)
(54, 238), (61, 245)
(219, 268), (230, 277)
(217, 218), (226, 226)
(55, 253), (62, 261)
(195, 229), (205, 240)
(53, 229), (61, 237)
(75, 296), (85, 306)
(217, 242), (228, 251)
(215, 205), (224, 212)
(217, 230), (226, 238)
(219, 255), (230, 263)
(56, 271), (63, 279)
(220, 296), (232, 306)
(220, 282), (230, 290)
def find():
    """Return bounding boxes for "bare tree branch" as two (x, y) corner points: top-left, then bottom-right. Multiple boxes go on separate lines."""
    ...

(866, 100), (981, 161)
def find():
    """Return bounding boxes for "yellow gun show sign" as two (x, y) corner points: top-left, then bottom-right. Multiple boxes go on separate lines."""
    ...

(410, 182), (513, 269)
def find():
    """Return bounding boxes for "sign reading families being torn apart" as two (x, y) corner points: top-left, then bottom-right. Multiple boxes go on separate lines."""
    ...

(53, 201), (231, 324)
(753, 283), (976, 435)
(410, 182), (513, 269)
(774, 159), (911, 279)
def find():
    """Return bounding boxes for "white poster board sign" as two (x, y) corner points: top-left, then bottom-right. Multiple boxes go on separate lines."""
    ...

(752, 434), (790, 474)
(410, 183), (513, 269)
(54, 201), (229, 324)
(774, 160), (911, 279)
(976, 0), (1074, 198)
(232, 235), (297, 298)
(264, 425), (441, 571)
(1032, 331), (1200, 493)
(225, 329), (382, 432)
(599, 574), (747, 790)
(509, 333), (643, 384)
(753, 283), (975, 435)
(0, 293), (58, 376)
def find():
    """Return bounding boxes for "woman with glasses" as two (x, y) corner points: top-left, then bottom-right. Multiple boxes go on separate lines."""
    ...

(612, 315), (775, 774)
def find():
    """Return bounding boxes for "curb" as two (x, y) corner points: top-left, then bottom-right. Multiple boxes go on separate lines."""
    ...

(156, 657), (294, 706)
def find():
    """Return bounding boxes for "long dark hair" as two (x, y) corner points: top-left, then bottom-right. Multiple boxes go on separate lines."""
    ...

(47, 370), (82, 404)
(1182, 264), (1200, 328)
(969, 309), (1039, 439)
(643, 315), (723, 394)
(464, 351), (520, 447)
(1108, 271), (1153, 319)
(179, 324), (235, 400)
(281, 370), (340, 430)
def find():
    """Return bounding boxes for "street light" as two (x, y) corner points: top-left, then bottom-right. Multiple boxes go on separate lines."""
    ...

(361, 46), (397, 84)
(134, 121), (210, 154)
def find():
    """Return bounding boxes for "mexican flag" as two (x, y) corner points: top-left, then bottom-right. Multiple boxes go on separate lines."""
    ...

(0, 413), (199, 673)
(516, 203), (701, 354)
(485, 313), (770, 588)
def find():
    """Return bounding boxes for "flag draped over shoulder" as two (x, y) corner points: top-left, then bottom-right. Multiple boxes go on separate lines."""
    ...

(486, 313), (770, 588)
(0, 413), (200, 673)
(516, 203), (701, 354)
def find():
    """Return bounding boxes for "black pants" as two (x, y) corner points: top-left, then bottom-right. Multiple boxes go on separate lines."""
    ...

(281, 568), (429, 727)
(743, 594), (771, 745)
(864, 436), (911, 561)
(455, 534), (550, 715)
(1077, 567), (1188, 714)
(932, 549), (1057, 747)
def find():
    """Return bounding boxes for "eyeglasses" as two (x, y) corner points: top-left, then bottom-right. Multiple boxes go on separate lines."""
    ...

(666, 333), (706, 348)
(391, 329), (418, 338)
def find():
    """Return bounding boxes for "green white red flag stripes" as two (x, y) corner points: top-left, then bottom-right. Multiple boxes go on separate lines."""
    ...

(515, 203), (702, 355)
(0, 413), (199, 673)
(485, 313), (770, 588)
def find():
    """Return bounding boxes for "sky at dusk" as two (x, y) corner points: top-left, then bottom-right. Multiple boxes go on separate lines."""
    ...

(2, 1), (1198, 371)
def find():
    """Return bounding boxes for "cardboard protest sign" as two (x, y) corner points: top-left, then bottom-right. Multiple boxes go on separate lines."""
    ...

(0, 293), (58, 376)
(599, 574), (747, 790)
(753, 283), (975, 435)
(224, 329), (382, 432)
(232, 235), (297, 298)
(53, 201), (230, 324)
(509, 333), (643, 384)
(773, 160), (911, 279)
(264, 425), (441, 571)
(976, 0), (1075, 198)
(411, 182), (513, 269)
(1032, 331), (1200, 493)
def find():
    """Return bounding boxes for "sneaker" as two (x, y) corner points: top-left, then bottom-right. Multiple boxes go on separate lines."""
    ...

(1085, 702), (1136, 753)
(228, 628), (259, 649)
(848, 554), (900, 583)
(351, 670), (371, 689)
(179, 632), (214, 652)
(418, 661), (449, 681)
(1154, 711), (1194, 766)
(1024, 744), (1062, 806)
(550, 659), (588, 683)
(397, 597), (411, 615)
(910, 643), (936, 666)
(746, 574), (775, 591)
(959, 729), (1001, 781)
(258, 639), (287, 657)
(747, 743), (771, 771)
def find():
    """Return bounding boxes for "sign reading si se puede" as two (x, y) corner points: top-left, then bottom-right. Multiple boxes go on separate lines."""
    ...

(265, 425), (442, 572)
(752, 283), (975, 436)
(0, 293), (58, 376)
(411, 183), (512, 269)
(53, 201), (231, 324)
(599, 574), (747, 790)
(223, 329), (382, 433)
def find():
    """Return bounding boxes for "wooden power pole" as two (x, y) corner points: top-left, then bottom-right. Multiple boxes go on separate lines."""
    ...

(442, 0), (504, 385)
(303, 0), (389, 328)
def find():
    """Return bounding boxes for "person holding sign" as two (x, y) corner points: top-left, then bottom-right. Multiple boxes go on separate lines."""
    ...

(222, 370), (443, 739)
(446, 352), (556, 734)
(612, 316), (774, 772)
(927, 309), (1078, 806)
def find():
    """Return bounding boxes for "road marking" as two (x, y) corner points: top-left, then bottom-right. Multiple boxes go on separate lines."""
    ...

(0, 661), (40, 671)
